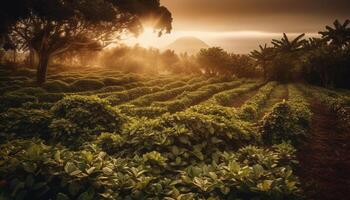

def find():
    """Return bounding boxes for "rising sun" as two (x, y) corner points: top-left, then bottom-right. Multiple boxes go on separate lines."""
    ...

(137, 27), (159, 47)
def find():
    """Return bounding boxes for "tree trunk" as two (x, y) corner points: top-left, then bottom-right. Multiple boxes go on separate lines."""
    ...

(37, 53), (50, 85)
(29, 49), (35, 68)
(13, 50), (16, 63)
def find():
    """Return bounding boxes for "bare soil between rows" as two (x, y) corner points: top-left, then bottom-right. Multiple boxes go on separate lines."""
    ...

(297, 100), (350, 200)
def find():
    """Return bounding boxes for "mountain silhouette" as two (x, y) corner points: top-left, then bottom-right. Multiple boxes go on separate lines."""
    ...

(164, 36), (210, 54)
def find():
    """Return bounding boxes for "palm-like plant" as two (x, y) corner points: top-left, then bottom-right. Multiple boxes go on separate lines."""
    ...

(302, 37), (327, 50)
(272, 33), (306, 53)
(319, 19), (350, 47)
(250, 44), (275, 79)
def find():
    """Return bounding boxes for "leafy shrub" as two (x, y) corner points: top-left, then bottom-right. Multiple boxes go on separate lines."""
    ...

(104, 86), (161, 105)
(10, 87), (47, 96)
(260, 86), (311, 145)
(0, 94), (38, 112)
(238, 82), (277, 120)
(178, 144), (300, 199)
(213, 82), (262, 106)
(51, 95), (125, 136)
(13, 68), (36, 77)
(299, 85), (350, 129)
(119, 105), (168, 118)
(43, 80), (71, 93)
(36, 93), (65, 103)
(122, 107), (257, 165)
(49, 118), (80, 144)
(0, 140), (127, 200)
(96, 132), (125, 154)
(22, 102), (53, 110)
(0, 108), (52, 139)
(0, 85), (21, 95)
(70, 79), (105, 92)
(142, 151), (167, 167)
(102, 76), (138, 86)
(95, 85), (125, 93)
(154, 80), (242, 113)
(163, 81), (187, 89)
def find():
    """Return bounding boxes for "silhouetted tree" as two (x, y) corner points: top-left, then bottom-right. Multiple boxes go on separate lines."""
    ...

(270, 33), (306, 81)
(160, 50), (179, 71)
(250, 44), (275, 80)
(319, 19), (350, 48)
(4, 0), (172, 84)
(272, 33), (306, 53)
(197, 47), (231, 75)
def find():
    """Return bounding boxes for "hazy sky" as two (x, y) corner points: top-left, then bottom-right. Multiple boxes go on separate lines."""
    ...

(129, 0), (350, 53)
(162, 0), (350, 32)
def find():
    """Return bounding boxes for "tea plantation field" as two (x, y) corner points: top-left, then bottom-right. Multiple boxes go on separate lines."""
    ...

(0, 68), (349, 200)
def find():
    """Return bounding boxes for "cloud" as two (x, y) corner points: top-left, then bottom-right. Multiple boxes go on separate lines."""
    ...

(162, 0), (350, 32)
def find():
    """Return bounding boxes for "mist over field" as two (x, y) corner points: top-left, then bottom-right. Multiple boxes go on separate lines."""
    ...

(0, 0), (349, 200)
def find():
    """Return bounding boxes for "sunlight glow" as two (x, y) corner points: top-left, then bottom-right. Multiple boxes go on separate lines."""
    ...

(136, 27), (159, 47)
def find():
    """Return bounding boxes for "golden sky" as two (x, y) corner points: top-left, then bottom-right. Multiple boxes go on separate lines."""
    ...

(128, 0), (349, 53)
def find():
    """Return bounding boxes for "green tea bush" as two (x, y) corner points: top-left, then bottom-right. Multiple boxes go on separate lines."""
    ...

(102, 76), (138, 86)
(0, 108), (52, 139)
(104, 86), (162, 105)
(121, 108), (257, 165)
(22, 102), (53, 110)
(51, 95), (125, 135)
(154, 80), (242, 113)
(299, 85), (350, 129)
(43, 80), (71, 93)
(10, 87), (47, 96)
(0, 139), (130, 200)
(213, 82), (262, 106)
(163, 81), (187, 89)
(260, 86), (311, 145)
(178, 144), (300, 199)
(36, 93), (65, 103)
(13, 67), (36, 77)
(0, 85), (21, 95)
(119, 105), (168, 118)
(96, 132), (125, 154)
(0, 94), (38, 112)
(70, 79), (105, 92)
(239, 82), (277, 120)
(0, 139), (302, 200)
(95, 85), (125, 93)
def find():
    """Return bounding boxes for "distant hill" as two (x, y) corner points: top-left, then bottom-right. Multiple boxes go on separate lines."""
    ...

(164, 36), (209, 55)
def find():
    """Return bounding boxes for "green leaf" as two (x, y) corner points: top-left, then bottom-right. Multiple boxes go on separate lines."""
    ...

(102, 167), (113, 175)
(208, 172), (217, 180)
(25, 175), (34, 187)
(257, 180), (273, 191)
(192, 150), (204, 161)
(64, 162), (77, 174)
(77, 189), (95, 200)
(86, 167), (95, 175)
(70, 170), (82, 176)
(11, 181), (25, 197)
(22, 162), (37, 173)
(175, 157), (182, 165)
(54, 151), (62, 163)
(56, 193), (70, 200)
(253, 164), (264, 178)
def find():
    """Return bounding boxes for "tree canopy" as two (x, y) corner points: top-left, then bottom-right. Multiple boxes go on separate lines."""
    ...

(0, 0), (172, 84)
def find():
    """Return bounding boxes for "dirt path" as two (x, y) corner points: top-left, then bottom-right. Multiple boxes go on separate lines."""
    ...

(257, 84), (288, 119)
(230, 89), (260, 108)
(297, 101), (350, 200)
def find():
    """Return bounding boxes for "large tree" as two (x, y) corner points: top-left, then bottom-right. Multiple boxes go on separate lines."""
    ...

(197, 47), (231, 76)
(319, 19), (350, 48)
(250, 44), (275, 80)
(3, 0), (172, 84)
